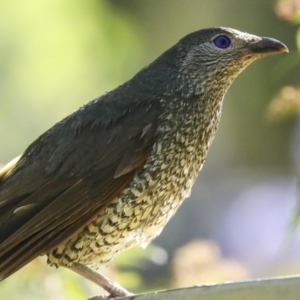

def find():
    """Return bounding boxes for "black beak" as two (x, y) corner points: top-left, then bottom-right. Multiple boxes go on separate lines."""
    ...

(248, 37), (288, 55)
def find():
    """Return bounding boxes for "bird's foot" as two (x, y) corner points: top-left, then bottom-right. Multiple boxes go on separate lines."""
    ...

(88, 289), (134, 300)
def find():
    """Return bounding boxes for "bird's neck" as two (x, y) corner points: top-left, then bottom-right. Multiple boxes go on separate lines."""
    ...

(158, 89), (225, 171)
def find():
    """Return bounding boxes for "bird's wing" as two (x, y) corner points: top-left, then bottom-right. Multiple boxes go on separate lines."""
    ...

(0, 100), (160, 280)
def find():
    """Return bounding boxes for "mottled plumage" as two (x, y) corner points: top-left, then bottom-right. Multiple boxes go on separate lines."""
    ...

(0, 27), (287, 298)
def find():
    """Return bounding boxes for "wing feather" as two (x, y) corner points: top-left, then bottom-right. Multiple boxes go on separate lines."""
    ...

(0, 98), (161, 280)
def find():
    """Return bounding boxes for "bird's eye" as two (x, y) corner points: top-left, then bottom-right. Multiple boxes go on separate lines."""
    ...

(213, 35), (231, 49)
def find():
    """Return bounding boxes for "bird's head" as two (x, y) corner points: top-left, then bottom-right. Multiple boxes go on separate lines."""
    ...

(174, 27), (288, 97)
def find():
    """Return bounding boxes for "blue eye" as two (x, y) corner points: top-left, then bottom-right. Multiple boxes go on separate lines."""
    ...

(213, 35), (231, 49)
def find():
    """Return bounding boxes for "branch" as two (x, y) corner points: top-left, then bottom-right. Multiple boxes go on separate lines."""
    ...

(117, 275), (300, 300)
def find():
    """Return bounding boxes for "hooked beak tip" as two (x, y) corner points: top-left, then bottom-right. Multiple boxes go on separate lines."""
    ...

(248, 37), (288, 55)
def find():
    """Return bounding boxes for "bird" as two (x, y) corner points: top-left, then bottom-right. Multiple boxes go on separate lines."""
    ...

(0, 27), (288, 299)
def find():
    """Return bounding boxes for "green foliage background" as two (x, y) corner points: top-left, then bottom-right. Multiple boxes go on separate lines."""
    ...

(0, 0), (298, 299)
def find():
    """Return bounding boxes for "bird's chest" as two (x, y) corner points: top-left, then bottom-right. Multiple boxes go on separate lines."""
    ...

(48, 101), (222, 268)
(88, 103), (221, 259)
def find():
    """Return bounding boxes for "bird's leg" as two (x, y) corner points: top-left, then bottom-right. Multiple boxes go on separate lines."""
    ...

(69, 262), (133, 299)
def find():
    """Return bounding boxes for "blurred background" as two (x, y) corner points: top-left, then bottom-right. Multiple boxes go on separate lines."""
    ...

(1, 0), (300, 299)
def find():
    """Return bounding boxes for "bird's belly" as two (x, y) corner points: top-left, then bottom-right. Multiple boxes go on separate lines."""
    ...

(47, 186), (188, 269)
